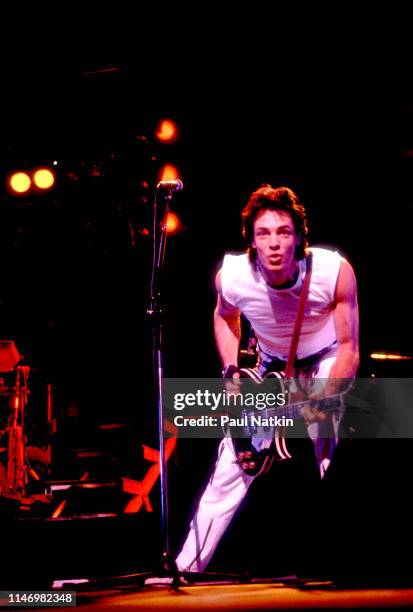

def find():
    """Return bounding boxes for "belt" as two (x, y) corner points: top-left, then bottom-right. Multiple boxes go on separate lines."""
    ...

(260, 342), (337, 374)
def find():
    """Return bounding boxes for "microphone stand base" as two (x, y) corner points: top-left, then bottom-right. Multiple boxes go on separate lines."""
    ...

(52, 568), (253, 591)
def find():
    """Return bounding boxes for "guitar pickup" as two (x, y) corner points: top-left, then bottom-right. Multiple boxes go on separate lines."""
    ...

(242, 410), (257, 435)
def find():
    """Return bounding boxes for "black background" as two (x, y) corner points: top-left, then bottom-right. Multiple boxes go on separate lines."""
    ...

(1, 3), (412, 585)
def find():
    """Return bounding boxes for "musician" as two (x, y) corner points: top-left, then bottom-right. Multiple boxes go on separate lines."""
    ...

(176, 184), (359, 573)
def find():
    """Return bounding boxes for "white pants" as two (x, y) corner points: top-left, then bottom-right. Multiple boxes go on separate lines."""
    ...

(176, 348), (339, 572)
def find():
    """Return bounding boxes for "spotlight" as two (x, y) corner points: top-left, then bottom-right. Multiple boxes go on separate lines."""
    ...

(158, 163), (180, 182)
(155, 118), (179, 143)
(164, 211), (182, 235)
(370, 352), (412, 361)
(7, 171), (31, 195)
(33, 167), (56, 190)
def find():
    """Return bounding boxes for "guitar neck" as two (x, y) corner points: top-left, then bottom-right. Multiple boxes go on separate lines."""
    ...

(265, 393), (344, 420)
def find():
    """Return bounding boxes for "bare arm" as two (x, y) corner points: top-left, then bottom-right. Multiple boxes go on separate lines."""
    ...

(329, 258), (360, 379)
(214, 269), (241, 369)
(304, 258), (360, 422)
(321, 258), (359, 399)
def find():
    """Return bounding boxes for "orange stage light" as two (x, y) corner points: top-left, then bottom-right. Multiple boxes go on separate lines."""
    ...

(159, 163), (180, 182)
(164, 211), (181, 234)
(51, 500), (66, 519)
(33, 167), (56, 190)
(8, 171), (31, 195)
(370, 352), (413, 361)
(155, 118), (179, 143)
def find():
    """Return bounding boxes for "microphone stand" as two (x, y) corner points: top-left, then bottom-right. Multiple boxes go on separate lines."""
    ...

(145, 185), (178, 581)
(137, 185), (250, 586)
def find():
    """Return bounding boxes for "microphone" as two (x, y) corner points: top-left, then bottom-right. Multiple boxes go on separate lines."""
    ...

(156, 179), (184, 192)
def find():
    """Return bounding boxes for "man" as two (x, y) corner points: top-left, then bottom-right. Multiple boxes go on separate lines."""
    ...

(176, 184), (359, 574)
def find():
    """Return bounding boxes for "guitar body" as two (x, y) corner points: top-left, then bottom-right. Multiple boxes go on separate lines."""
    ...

(231, 368), (291, 477)
(229, 367), (346, 477)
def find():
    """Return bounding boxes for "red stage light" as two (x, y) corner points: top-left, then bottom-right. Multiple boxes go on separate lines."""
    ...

(155, 118), (179, 143)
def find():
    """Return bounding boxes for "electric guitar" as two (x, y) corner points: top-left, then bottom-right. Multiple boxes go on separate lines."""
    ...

(227, 368), (347, 477)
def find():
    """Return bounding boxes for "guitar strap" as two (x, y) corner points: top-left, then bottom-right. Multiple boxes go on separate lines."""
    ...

(275, 252), (313, 460)
(284, 251), (313, 378)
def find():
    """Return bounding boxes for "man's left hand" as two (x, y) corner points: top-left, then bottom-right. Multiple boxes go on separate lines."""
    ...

(301, 403), (327, 425)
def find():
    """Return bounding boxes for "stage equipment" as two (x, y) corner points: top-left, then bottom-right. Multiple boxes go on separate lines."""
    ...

(0, 341), (30, 498)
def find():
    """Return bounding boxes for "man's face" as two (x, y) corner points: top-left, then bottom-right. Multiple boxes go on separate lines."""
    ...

(252, 209), (300, 278)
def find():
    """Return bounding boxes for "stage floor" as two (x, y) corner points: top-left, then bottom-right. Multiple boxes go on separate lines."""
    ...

(53, 578), (413, 610)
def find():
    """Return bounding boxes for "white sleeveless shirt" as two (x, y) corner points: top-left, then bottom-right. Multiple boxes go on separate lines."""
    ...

(220, 247), (342, 360)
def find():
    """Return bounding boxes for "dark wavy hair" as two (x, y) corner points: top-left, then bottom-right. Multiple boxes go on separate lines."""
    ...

(241, 185), (309, 262)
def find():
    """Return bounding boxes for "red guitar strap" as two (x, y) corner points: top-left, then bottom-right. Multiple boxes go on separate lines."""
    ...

(275, 252), (313, 460)
(284, 252), (313, 378)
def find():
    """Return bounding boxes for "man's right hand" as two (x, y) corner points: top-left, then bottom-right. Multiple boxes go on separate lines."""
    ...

(225, 370), (241, 395)
(222, 364), (241, 395)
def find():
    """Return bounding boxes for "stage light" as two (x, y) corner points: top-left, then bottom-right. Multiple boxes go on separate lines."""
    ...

(33, 167), (56, 190)
(164, 211), (182, 234)
(51, 500), (66, 519)
(155, 118), (179, 143)
(7, 171), (31, 195)
(158, 163), (180, 182)
(370, 352), (413, 361)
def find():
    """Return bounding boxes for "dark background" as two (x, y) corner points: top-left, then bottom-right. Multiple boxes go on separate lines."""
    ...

(1, 3), (412, 586)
